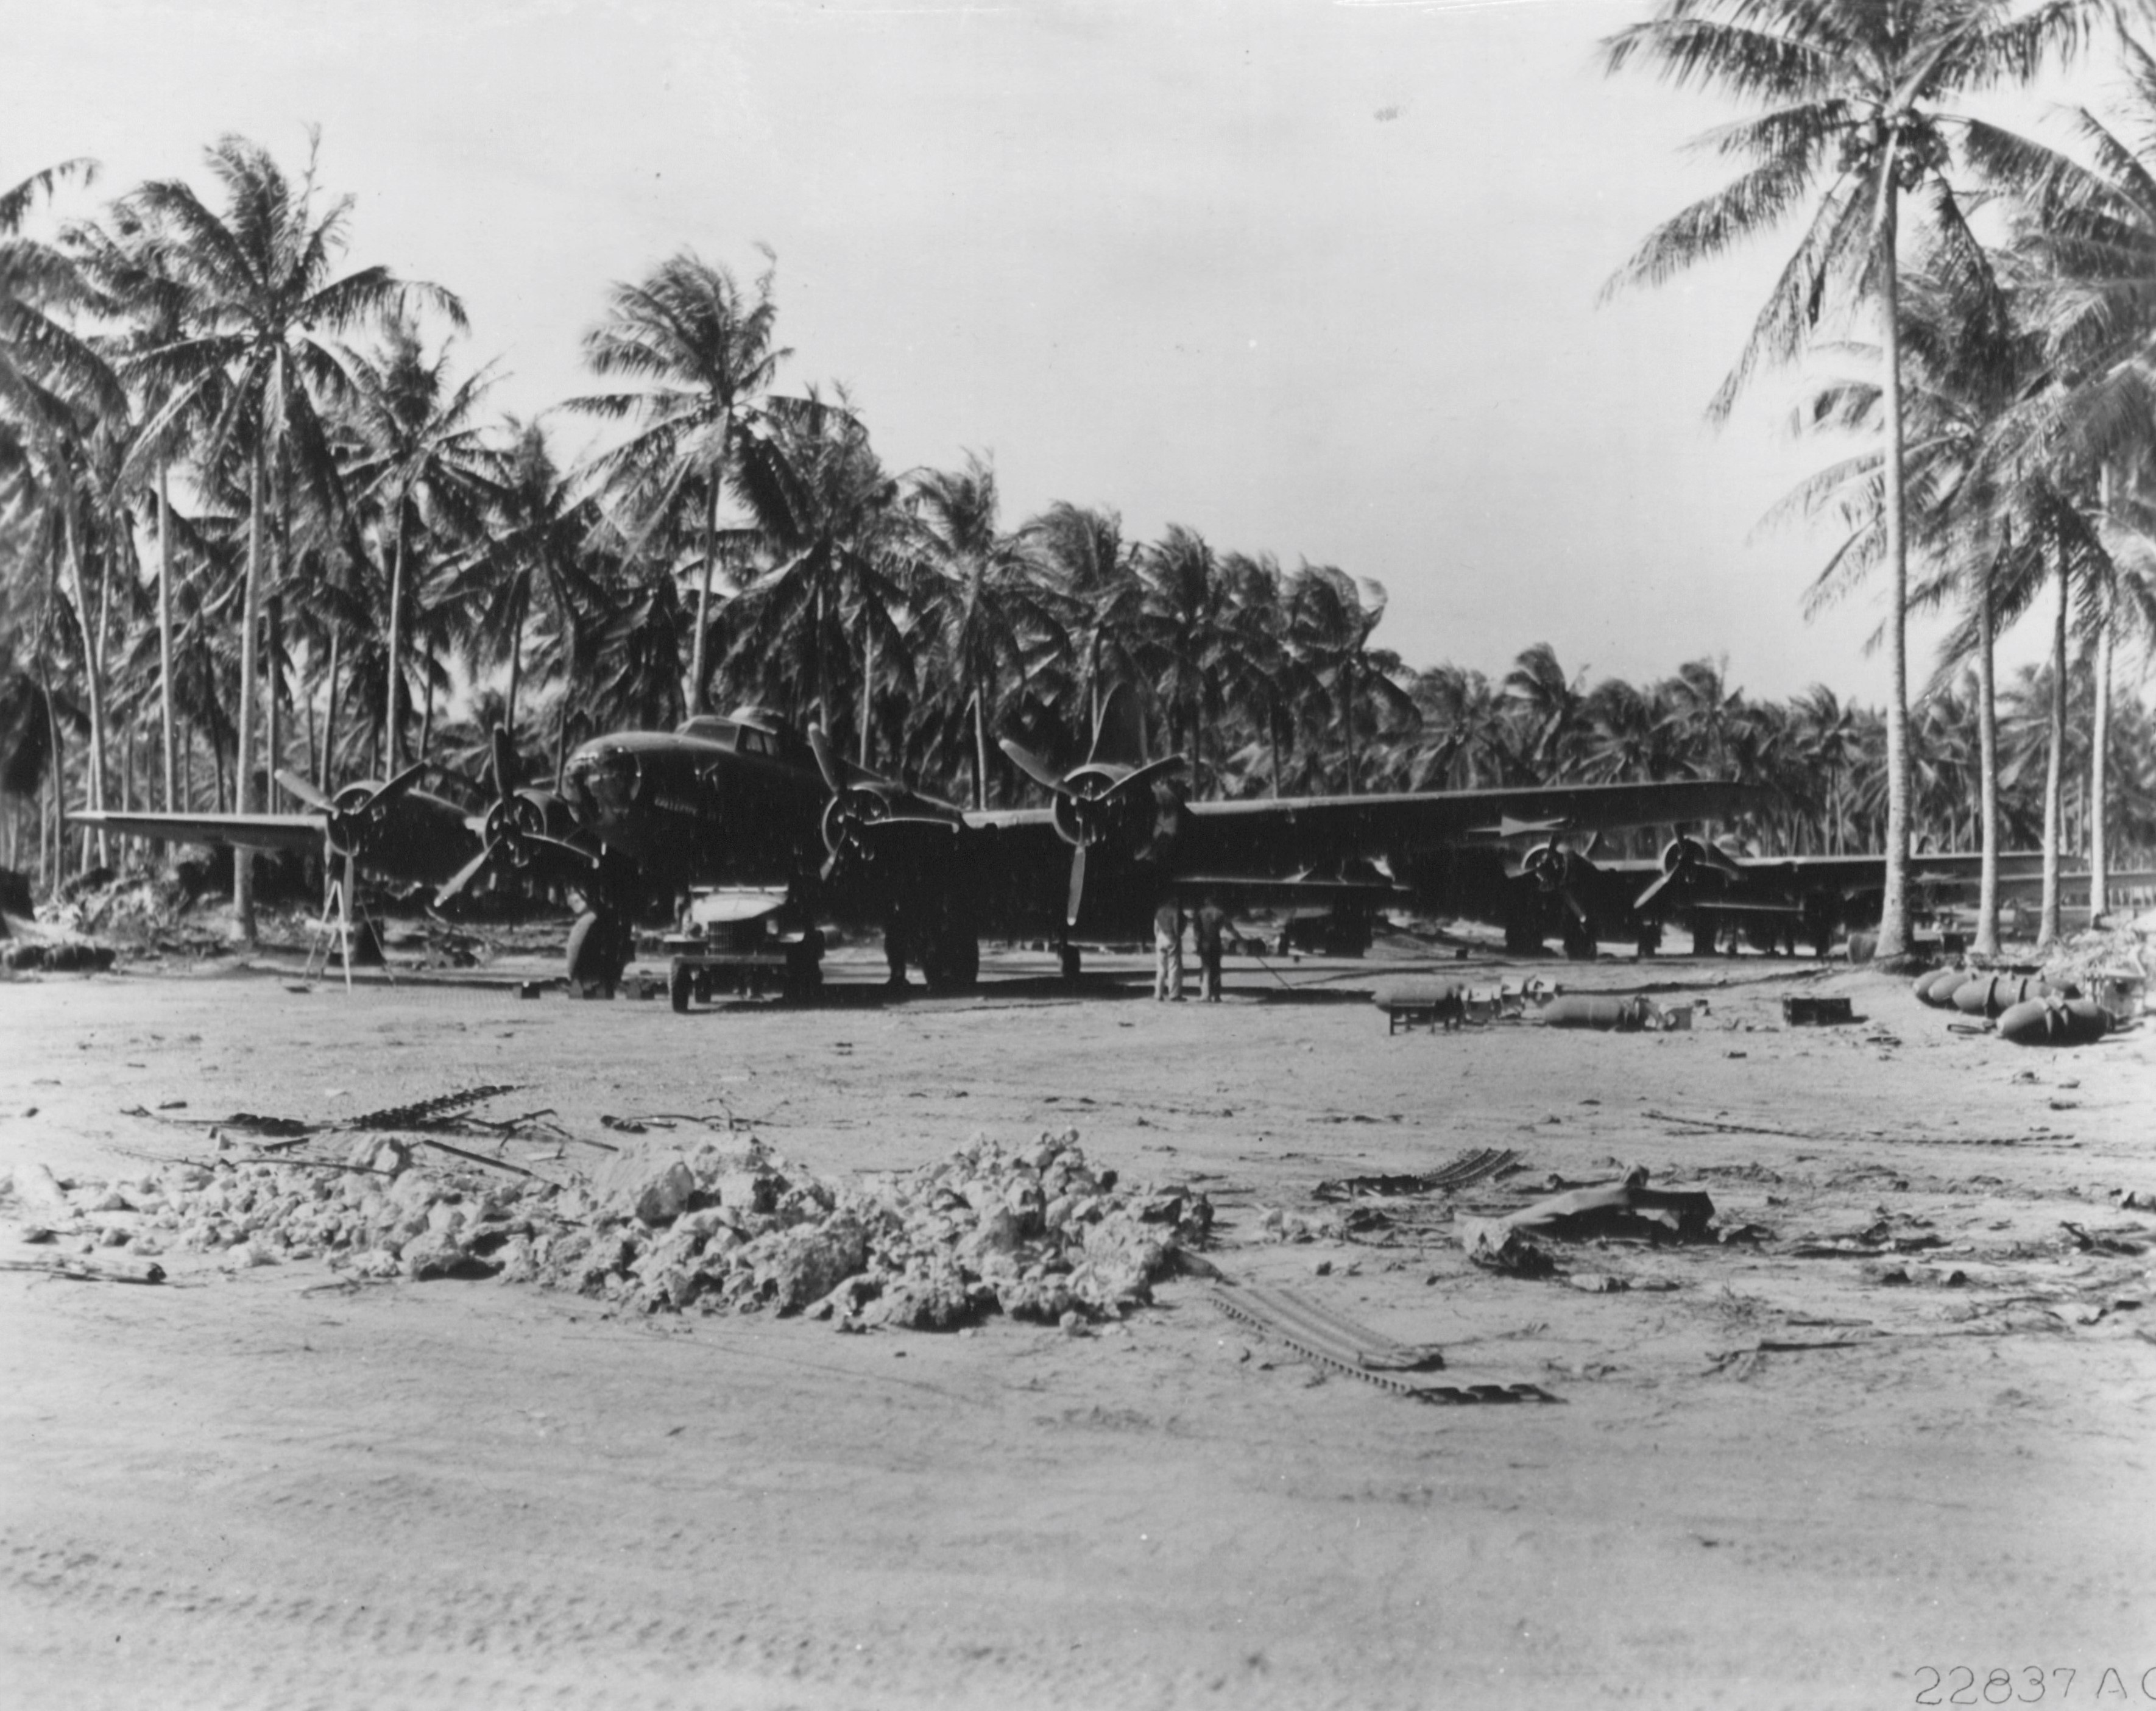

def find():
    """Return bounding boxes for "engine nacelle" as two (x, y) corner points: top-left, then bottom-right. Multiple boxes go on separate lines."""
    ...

(1050, 763), (1182, 863)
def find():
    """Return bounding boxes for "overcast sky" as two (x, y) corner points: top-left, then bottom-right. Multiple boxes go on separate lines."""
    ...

(4, 0), (2115, 704)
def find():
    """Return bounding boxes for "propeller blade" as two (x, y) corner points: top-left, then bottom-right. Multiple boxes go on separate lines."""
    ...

(489, 727), (517, 803)
(807, 724), (849, 795)
(368, 761), (431, 809)
(1103, 753), (1186, 799)
(998, 739), (1071, 798)
(434, 847), (494, 908)
(1066, 843), (1087, 929)
(1561, 887), (1589, 926)
(1634, 871), (1675, 912)
(277, 770), (335, 813)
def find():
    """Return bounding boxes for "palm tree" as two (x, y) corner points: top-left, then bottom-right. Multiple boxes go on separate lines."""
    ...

(336, 315), (495, 768)
(2010, 29), (2156, 925)
(122, 133), (456, 935)
(1284, 562), (1415, 795)
(570, 250), (787, 719)
(1602, 0), (2105, 962)
(1137, 525), (1247, 795)
(1503, 642), (1589, 778)
(456, 417), (603, 756)
(908, 453), (1060, 809)
(1020, 501), (1147, 748)
(719, 395), (910, 758)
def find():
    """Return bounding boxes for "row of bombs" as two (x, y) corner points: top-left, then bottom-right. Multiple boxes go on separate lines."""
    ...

(1911, 967), (2110, 1045)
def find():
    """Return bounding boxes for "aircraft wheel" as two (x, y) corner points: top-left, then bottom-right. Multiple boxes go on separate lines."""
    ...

(783, 938), (824, 1002)
(1635, 921), (1661, 958)
(1561, 919), (1597, 961)
(922, 931), (979, 993)
(1691, 920), (1717, 957)
(1060, 941), (1082, 982)
(670, 958), (693, 1013)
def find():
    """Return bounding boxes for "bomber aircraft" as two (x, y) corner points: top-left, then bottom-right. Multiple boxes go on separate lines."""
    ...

(415, 687), (1765, 996)
(1449, 831), (2152, 959)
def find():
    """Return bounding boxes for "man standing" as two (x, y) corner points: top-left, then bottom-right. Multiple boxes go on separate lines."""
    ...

(1153, 898), (1185, 1002)
(1194, 895), (1228, 1002)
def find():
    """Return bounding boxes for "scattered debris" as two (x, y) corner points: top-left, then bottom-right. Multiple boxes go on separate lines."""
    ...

(1191, 1258), (1557, 1403)
(1312, 1146), (1519, 1202)
(1780, 994), (1853, 1026)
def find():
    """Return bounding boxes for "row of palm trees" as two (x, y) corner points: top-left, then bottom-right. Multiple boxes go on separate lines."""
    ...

(1, 81), (2151, 946)
(1603, 0), (2156, 957)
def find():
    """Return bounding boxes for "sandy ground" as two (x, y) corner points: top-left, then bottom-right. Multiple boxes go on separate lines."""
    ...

(1, 932), (2152, 1710)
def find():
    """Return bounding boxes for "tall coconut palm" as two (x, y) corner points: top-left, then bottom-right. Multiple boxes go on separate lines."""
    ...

(2007, 29), (2156, 924)
(455, 417), (603, 755)
(1020, 501), (1147, 747)
(1284, 562), (1415, 795)
(1602, 0), (2106, 962)
(719, 395), (909, 762)
(570, 250), (788, 719)
(122, 134), (457, 936)
(336, 315), (496, 768)
(908, 453), (1061, 810)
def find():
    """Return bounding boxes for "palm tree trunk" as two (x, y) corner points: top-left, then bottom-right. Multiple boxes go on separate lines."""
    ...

(235, 443), (263, 941)
(383, 491), (409, 770)
(1974, 560), (2001, 958)
(419, 643), (436, 765)
(2037, 525), (2068, 951)
(973, 685), (989, 812)
(320, 627), (341, 790)
(2089, 478), (2114, 927)
(60, 499), (110, 871)
(157, 469), (177, 814)
(858, 614), (875, 771)
(266, 591), (283, 809)
(690, 468), (723, 718)
(1875, 180), (1913, 962)
(1342, 661), (1358, 797)
(506, 584), (525, 743)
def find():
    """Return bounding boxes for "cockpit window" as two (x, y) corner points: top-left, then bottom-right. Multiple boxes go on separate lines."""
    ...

(738, 729), (771, 757)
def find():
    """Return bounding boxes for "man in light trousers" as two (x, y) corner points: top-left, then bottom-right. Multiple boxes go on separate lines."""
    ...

(1153, 899), (1185, 1001)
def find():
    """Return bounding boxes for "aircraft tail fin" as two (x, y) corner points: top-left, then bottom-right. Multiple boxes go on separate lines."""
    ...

(1087, 682), (1147, 769)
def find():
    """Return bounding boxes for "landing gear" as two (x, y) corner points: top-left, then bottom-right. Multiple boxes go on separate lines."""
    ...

(1803, 896), (1837, 960)
(1634, 919), (1662, 959)
(1561, 916), (1597, 961)
(920, 928), (979, 994)
(783, 931), (825, 1002)
(1691, 919), (1718, 957)
(567, 910), (633, 996)
(911, 891), (978, 993)
(1059, 940), (1082, 982)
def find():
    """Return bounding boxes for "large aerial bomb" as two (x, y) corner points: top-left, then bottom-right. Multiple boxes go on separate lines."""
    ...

(1915, 967), (1968, 1007)
(1996, 996), (2109, 1046)
(1541, 994), (1655, 1032)
(1953, 974), (2071, 1019)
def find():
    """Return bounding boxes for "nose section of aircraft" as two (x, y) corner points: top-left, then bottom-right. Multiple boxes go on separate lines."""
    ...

(564, 743), (643, 830)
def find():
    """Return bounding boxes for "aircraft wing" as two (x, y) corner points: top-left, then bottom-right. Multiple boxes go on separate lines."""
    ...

(1177, 778), (1764, 869)
(69, 810), (325, 854)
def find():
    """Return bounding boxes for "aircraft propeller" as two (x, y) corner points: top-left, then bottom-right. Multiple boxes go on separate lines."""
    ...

(433, 728), (571, 906)
(1508, 834), (1600, 928)
(1633, 833), (1745, 913)
(997, 739), (1186, 927)
(808, 725), (964, 883)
